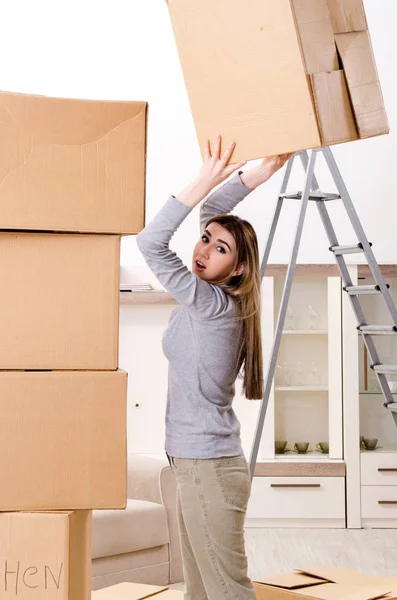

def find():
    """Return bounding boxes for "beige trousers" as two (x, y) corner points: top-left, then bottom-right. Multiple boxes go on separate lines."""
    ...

(168, 455), (256, 600)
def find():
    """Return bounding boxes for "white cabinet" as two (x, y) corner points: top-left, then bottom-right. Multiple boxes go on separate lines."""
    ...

(360, 449), (397, 527)
(247, 476), (345, 528)
(361, 450), (397, 486)
(343, 265), (397, 528)
(361, 486), (397, 526)
(244, 267), (346, 527)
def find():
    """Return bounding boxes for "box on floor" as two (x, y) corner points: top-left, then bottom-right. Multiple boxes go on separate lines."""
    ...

(166, 0), (388, 161)
(0, 510), (91, 600)
(0, 91), (147, 234)
(0, 232), (120, 370)
(92, 582), (183, 599)
(253, 566), (397, 599)
(0, 370), (127, 511)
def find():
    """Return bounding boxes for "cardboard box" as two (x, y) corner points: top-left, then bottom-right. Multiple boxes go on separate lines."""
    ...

(0, 370), (127, 511)
(327, 0), (367, 34)
(253, 566), (397, 599)
(166, 0), (387, 161)
(335, 31), (389, 138)
(0, 510), (91, 600)
(0, 91), (146, 234)
(310, 70), (358, 144)
(92, 583), (183, 599)
(0, 232), (120, 370)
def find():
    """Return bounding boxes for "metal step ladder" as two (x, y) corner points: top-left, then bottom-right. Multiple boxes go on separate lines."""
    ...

(249, 146), (397, 478)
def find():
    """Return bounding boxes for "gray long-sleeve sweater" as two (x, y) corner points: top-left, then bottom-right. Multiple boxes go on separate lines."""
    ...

(136, 174), (251, 459)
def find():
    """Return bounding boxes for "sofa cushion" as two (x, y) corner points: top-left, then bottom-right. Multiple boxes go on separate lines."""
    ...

(92, 499), (169, 559)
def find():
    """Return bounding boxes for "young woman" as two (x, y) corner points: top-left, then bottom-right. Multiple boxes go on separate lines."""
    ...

(136, 137), (291, 600)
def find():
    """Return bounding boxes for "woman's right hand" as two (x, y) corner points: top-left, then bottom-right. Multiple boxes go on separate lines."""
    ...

(176, 135), (246, 209)
(198, 135), (247, 194)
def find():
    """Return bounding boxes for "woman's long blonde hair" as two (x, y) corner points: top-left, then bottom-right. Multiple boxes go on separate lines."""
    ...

(205, 214), (263, 400)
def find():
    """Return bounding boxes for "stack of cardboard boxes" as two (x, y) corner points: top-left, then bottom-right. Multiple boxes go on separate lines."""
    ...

(0, 91), (147, 599)
(166, 0), (389, 161)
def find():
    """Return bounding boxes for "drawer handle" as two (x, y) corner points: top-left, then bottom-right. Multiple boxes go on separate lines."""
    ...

(270, 484), (321, 488)
(378, 500), (397, 505)
(378, 468), (397, 472)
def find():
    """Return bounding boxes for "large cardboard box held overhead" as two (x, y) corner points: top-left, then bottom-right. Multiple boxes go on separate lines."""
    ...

(0, 91), (147, 234)
(0, 232), (120, 370)
(166, 0), (388, 161)
(253, 566), (397, 599)
(0, 370), (127, 511)
(0, 510), (91, 600)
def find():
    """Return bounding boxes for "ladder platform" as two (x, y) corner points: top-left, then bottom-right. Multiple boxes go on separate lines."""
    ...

(279, 191), (340, 202)
(330, 243), (372, 255)
(372, 364), (397, 375)
(344, 285), (389, 295)
(359, 325), (397, 335)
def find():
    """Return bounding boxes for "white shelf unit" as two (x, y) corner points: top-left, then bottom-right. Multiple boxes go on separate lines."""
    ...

(259, 274), (343, 463)
(246, 271), (345, 528)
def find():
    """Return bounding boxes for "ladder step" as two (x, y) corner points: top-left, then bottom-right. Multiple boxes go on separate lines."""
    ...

(387, 403), (397, 413)
(372, 364), (397, 375)
(330, 243), (372, 255)
(344, 285), (389, 295)
(280, 191), (340, 201)
(359, 325), (397, 335)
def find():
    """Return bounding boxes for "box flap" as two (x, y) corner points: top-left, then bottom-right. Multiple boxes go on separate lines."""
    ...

(335, 31), (378, 87)
(293, 583), (391, 600)
(327, 0), (367, 34)
(334, 31), (389, 138)
(255, 572), (329, 589)
(291, 0), (338, 74)
(297, 567), (390, 587)
(310, 70), (358, 145)
(92, 582), (168, 599)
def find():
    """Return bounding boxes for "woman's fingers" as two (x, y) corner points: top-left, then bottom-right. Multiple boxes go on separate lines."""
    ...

(203, 139), (212, 160)
(212, 134), (221, 161)
(221, 140), (237, 166)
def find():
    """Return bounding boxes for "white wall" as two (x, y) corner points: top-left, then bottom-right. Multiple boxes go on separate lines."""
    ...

(3, 0), (396, 454)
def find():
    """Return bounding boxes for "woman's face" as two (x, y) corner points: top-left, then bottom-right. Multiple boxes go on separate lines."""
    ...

(192, 222), (244, 282)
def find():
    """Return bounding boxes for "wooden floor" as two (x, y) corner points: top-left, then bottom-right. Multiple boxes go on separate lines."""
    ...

(171, 527), (397, 589)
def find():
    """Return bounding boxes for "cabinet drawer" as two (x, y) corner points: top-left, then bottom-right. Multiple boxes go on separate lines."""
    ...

(362, 486), (397, 519)
(361, 452), (397, 486)
(247, 477), (345, 520)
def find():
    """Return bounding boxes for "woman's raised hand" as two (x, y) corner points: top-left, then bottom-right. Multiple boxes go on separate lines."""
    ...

(198, 135), (247, 192)
(240, 153), (294, 191)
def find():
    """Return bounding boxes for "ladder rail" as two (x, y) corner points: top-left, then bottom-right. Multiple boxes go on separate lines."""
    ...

(259, 153), (296, 280)
(249, 150), (318, 478)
